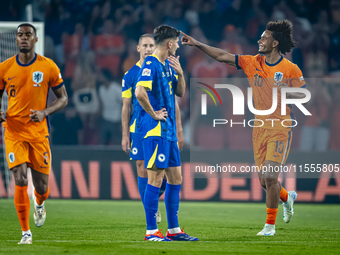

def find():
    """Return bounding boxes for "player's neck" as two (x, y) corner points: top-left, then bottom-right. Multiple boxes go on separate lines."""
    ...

(264, 51), (281, 64)
(18, 51), (36, 65)
(139, 57), (145, 65)
(153, 49), (167, 64)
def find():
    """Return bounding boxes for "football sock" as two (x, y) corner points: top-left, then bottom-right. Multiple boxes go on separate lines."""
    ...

(35, 186), (50, 205)
(23, 229), (32, 235)
(168, 227), (181, 234)
(138, 177), (148, 204)
(144, 184), (160, 230)
(165, 183), (181, 231)
(159, 178), (167, 198)
(266, 207), (278, 225)
(14, 185), (30, 231)
(280, 186), (288, 202)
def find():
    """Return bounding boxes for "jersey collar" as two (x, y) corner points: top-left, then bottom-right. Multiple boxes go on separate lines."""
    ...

(136, 61), (141, 68)
(16, 53), (37, 67)
(265, 55), (283, 67)
(151, 54), (165, 65)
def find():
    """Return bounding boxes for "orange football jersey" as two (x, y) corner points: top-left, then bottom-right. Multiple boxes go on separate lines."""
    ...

(236, 54), (306, 130)
(0, 53), (64, 142)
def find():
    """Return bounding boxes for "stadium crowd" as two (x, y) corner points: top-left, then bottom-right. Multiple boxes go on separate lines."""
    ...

(2, 0), (340, 150)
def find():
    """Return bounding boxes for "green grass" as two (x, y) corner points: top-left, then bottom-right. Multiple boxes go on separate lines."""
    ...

(0, 200), (339, 254)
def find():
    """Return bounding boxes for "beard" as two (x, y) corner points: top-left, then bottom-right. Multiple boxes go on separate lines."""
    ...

(19, 48), (30, 53)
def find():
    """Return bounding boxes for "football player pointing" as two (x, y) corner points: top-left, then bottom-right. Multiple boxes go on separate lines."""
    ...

(181, 20), (309, 236)
(0, 23), (68, 244)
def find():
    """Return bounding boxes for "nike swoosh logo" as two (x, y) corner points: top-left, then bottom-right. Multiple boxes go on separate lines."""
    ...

(274, 155), (280, 157)
(40, 166), (48, 168)
(19, 210), (25, 213)
(8, 77), (15, 80)
(256, 68), (262, 71)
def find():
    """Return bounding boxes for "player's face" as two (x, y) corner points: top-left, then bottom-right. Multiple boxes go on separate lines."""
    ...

(137, 37), (155, 59)
(16, 26), (37, 54)
(169, 38), (179, 56)
(258, 30), (275, 54)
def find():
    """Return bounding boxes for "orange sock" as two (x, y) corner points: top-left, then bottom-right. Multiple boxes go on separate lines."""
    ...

(266, 207), (278, 225)
(14, 185), (30, 231)
(35, 186), (50, 205)
(280, 187), (288, 202)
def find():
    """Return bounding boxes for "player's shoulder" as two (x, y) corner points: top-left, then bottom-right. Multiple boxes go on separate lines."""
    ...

(144, 55), (156, 66)
(36, 54), (58, 66)
(281, 57), (302, 73)
(124, 62), (142, 79)
(0, 55), (16, 69)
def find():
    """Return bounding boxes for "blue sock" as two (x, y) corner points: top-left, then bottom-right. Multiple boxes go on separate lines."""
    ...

(138, 177), (148, 204)
(164, 183), (181, 229)
(144, 184), (160, 230)
(159, 178), (167, 198)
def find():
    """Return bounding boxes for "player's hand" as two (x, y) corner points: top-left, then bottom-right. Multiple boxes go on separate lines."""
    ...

(0, 111), (5, 123)
(180, 31), (197, 46)
(153, 108), (168, 121)
(177, 130), (184, 150)
(29, 109), (46, 122)
(278, 81), (289, 90)
(168, 55), (183, 76)
(122, 135), (130, 154)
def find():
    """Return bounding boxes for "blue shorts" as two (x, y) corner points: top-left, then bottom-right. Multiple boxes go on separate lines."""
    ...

(143, 137), (181, 169)
(130, 133), (144, 160)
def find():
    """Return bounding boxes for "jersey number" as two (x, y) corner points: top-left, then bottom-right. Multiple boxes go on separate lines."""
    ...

(169, 81), (172, 95)
(9, 85), (16, 97)
(275, 141), (285, 154)
(254, 74), (263, 87)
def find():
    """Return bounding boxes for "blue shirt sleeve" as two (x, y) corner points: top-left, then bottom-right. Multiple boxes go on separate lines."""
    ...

(136, 60), (156, 91)
(122, 71), (132, 98)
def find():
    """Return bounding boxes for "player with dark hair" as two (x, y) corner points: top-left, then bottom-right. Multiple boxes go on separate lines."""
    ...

(135, 25), (198, 241)
(181, 20), (309, 236)
(122, 34), (184, 224)
(0, 23), (68, 244)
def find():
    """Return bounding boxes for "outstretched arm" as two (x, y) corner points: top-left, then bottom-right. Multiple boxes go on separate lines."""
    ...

(30, 86), (68, 122)
(181, 31), (236, 66)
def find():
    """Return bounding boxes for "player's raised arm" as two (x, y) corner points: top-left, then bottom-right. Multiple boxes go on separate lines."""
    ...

(168, 55), (185, 97)
(135, 86), (168, 121)
(180, 31), (236, 67)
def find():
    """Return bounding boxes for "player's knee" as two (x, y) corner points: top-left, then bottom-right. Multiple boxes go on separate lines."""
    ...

(136, 161), (148, 178)
(14, 174), (28, 186)
(265, 178), (278, 188)
(35, 183), (48, 195)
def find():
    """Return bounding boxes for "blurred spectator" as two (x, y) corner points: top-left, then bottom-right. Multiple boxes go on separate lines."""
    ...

(98, 69), (122, 145)
(122, 40), (139, 73)
(299, 80), (331, 151)
(32, 0), (50, 22)
(94, 19), (125, 77)
(329, 84), (340, 149)
(71, 51), (100, 131)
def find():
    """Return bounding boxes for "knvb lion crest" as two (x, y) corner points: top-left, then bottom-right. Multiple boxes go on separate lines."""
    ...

(274, 72), (283, 83)
(33, 71), (43, 84)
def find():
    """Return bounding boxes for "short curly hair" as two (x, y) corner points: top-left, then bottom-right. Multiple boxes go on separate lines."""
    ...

(266, 20), (296, 55)
(153, 25), (180, 45)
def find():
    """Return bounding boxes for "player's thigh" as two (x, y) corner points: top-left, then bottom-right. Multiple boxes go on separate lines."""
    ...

(4, 137), (30, 170)
(252, 128), (267, 169)
(266, 130), (292, 166)
(143, 137), (170, 170)
(28, 138), (51, 175)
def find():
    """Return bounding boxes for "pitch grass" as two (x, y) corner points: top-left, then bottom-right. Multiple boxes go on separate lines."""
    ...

(0, 200), (339, 254)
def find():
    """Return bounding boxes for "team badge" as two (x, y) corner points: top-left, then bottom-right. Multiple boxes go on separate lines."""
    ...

(146, 61), (152, 65)
(132, 147), (138, 155)
(158, 154), (166, 162)
(142, 68), (151, 76)
(274, 72), (283, 82)
(9, 152), (15, 163)
(33, 71), (43, 84)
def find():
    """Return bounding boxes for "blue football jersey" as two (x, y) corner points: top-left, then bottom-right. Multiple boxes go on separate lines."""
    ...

(122, 61), (142, 135)
(136, 54), (178, 141)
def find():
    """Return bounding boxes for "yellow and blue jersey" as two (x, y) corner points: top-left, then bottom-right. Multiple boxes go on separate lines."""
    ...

(136, 54), (178, 142)
(122, 61), (142, 135)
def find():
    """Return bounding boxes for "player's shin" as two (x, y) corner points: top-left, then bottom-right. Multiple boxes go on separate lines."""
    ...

(34, 186), (50, 205)
(280, 186), (288, 202)
(14, 185), (31, 232)
(144, 184), (160, 233)
(138, 177), (148, 204)
(159, 178), (167, 198)
(165, 183), (181, 234)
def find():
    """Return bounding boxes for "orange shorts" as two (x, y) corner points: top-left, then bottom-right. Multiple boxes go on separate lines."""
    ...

(4, 136), (51, 174)
(252, 128), (292, 169)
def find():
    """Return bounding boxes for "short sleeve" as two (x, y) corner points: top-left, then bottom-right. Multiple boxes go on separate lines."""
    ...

(136, 61), (155, 91)
(49, 60), (64, 89)
(289, 64), (306, 88)
(235, 55), (257, 74)
(122, 71), (132, 98)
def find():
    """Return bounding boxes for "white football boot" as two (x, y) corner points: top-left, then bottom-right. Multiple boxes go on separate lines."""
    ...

(257, 224), (276, 236)
(34, 200), (46, 227)
(156, 209), (161, 224)
(283, 191), (298, 223)
(18, 232), (32, 244)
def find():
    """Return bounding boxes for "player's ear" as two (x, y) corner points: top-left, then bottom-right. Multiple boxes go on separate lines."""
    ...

(137, 44), (140, 53)
(273, 40), (279, 48)
(167, 40), (172, 49)
(34, 36), (38, 43)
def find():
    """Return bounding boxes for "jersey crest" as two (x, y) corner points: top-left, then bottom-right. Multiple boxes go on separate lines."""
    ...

(274, 72), (283, 83)
(33, 71), (43, 83)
